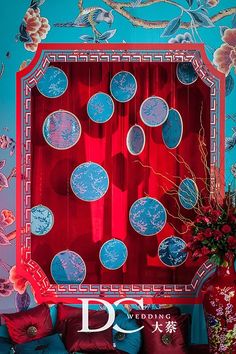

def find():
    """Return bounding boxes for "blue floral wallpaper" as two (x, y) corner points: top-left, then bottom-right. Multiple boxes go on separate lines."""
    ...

(0, 0), (235, 331)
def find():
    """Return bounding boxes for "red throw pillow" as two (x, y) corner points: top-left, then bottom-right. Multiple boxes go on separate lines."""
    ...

(56, 303), (83, 333)
(2, 303), (53, 344)
(64, 311), (115, 352)
(132, 310), (189, 354)
(56, 303), (109, 335)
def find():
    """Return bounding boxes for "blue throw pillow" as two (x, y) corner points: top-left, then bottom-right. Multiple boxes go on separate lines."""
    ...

(14, 333), (68, 354)
(0, 337), (13, 354)
(113, 311), (141, 354)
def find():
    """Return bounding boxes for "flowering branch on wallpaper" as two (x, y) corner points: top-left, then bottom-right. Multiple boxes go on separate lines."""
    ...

(0, 259), (30, 307)
(16, 0), (50, 52)
(0, 160), (16, 194)
(0, 138), (28, 302)
(54, 1), (117, 43)
(0, 209), (15, 246)
(0, 217), (31, 304)
(225, 128), (236, 152)
(0, 217), (15, 297)
(0, 160), (30, 303)
(102, 0), (235, 33)
(0, 135), (15, 156)
(0, 158), (33, 305)
(213, 18), (236, 77)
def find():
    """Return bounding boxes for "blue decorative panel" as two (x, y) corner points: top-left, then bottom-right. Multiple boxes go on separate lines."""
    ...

(129, 197), (167, 236)
(110, 71), (137, 102)
(176, 63), (198, 85)
(178, 178), (199, 209)
(162, 108), (183, 149)
(158, 236), (188, 267)
(31, 205), (54, 236)
(43, 110), (81, 150)
(36, 66), (68, 98)
(50, 250), (86, 284)
(99, 239), (128, 270)
(140, 96), (169, 127)
(126, 124), (145, 155)
(87, 92), (114, 123)
(70, 162), (109, 201)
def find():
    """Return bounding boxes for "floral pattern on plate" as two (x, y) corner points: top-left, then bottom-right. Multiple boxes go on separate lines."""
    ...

(31, 205), (54, 236)
(99, 239), (128, 270)
(70, 162), (109, 201)
(129, 197), (167, 236)
(37, 66), (68, 98)
(162, 108), (183, 149)
(178, 178), (198, 209)
(110, 71), (137, 102)
(140, 96), (169, 127)
(51, 250), (86, 284)
(126, 124), (145, 155)
(87, 92), (114, 123)
(176, 62), (198, 85)
(158, 236), (188, 267)
(43, 110), (81, 150)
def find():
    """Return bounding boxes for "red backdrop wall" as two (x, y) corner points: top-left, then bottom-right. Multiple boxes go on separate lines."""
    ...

(31, 61), (210, 285)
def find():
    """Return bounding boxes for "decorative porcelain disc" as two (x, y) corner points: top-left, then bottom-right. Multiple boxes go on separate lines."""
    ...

(51, 250), (86, 284)
(129, 197), (167, 236)
(162, 108), (183, 149)
(110, 71), (137, 102)
(140, 96), (169, 127)
(99, 239), (128, 270)
(31, 205), (54, 236)
(158, 236), (188, 267)
(70, 162), (109, 201)
(87, 92), (114, 123)
(43, 110), (81, 150)
(178, 178), (198, 209)
(126, 124), (145, 155)
(37, 66), (68, 98)
(176, 62), (198, 85)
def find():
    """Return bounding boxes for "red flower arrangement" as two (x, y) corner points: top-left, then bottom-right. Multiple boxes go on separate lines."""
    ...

(185, 199), (236, 266)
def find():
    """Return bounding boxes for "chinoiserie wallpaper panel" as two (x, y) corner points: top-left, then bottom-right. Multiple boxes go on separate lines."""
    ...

(0, 0), (235, 316)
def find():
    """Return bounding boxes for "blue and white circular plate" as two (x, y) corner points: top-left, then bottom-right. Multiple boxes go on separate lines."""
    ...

(50, 250), (86, 284)
(99, 239), (128, 270)
(70, 162), (109, 201)
(31, 205), (54, 236)
(178, 178), (198, 209)
(162, 108), (183, 149)
(129, 197), (167, 236)
(87, 92), (114, 123)
(158, 236), (188, 267)
(176, 62), (198, 85)
(126, 124), (145, 155)
(110, 71), (137, 102)
(140, 96), (169, 127)
(43, 110), (81, 150)
(37, 66), (68, 98)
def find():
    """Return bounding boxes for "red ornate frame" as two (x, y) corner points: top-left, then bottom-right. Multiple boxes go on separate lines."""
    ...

(16, 43), (225, 304)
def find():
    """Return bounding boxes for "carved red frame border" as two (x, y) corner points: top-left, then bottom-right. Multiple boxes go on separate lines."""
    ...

(16, 43), (225, 304)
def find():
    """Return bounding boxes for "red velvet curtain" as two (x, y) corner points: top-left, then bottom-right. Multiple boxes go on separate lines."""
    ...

(31, 61), (210, 285)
